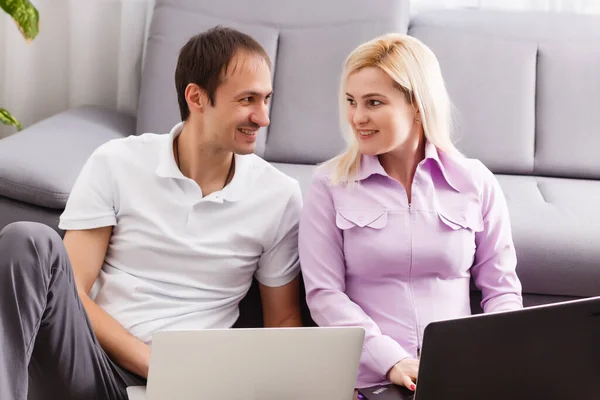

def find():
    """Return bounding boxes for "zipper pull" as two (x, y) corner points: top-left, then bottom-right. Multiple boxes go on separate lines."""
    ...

(417, 346), (421, 360)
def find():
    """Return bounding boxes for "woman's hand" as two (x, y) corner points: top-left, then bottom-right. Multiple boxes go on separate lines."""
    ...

(387, 358), (420, 391)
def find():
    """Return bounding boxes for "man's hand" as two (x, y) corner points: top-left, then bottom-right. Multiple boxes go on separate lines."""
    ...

(259, 276), (303, 327)
(388, 358), (420, 391)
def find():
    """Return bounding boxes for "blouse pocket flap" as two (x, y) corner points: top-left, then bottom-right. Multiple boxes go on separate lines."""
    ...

(336, 209), (388, 230)
(438, 206), (484, 232)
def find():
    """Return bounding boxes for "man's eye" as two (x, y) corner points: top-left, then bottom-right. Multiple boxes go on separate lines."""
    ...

(241, 97), (252, 103)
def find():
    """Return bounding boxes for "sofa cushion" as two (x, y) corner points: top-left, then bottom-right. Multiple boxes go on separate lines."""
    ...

(0, 106), (133, 209)
(496, 174), (600, 298)
(409, 9), (600, 179)
(136, 6), (279, 158)
(535, 42), (600, 179)
(409, 15), (537, 175)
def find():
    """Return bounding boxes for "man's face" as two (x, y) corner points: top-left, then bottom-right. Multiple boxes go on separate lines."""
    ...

(202, 51), (272, 155)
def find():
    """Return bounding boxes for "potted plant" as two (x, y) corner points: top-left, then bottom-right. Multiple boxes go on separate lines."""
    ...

(0, 0), (39, 131)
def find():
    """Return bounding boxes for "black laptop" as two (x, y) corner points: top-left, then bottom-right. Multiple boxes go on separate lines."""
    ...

(357, 296), (600, 400)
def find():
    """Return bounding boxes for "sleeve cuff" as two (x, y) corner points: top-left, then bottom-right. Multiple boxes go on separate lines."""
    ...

(255, 267), (300, 288)
(363, 335), (411, 377)
(58, 215), (117, 231)
(483, 293), (523, 313)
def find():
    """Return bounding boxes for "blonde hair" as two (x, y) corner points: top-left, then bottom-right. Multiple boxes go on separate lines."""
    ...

(328, 33), (459, 185)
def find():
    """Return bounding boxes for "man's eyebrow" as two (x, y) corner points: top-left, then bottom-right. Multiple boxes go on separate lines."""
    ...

(235, 90), (274, 98)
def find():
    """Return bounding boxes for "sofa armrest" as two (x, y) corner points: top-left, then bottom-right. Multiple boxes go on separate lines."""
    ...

(0, 106), (135, 209)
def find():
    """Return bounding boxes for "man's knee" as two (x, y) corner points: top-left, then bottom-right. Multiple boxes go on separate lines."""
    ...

(0, 222), (63, 271)
(0, 221), (59, 246)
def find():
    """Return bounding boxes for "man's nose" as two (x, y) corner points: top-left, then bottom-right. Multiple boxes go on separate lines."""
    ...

(251, 103), (270, 127)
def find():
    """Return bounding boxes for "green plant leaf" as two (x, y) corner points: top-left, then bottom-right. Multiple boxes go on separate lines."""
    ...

(0, 0), (39, 41)
(0, 108), (23, 130)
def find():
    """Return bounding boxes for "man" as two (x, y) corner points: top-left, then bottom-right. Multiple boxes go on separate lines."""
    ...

(0, 27), (303, 400)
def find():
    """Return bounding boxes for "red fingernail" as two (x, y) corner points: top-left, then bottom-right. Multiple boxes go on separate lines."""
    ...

(411, 384), (416, 391)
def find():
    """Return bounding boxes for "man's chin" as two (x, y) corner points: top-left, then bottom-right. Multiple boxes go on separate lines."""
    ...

(232, 146), (256, 156)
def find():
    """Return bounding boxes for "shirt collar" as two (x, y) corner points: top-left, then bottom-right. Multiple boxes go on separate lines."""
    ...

(155, 122), (251, 203)
(355, 152), (388, 181)
(218, 154), (251, 202)
(424, 141), (462, 193)
(355, 141), (462, 192)
(155, 122), (185, 179)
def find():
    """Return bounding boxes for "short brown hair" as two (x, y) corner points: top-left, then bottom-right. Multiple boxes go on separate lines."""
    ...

(174, 26), (271, 121)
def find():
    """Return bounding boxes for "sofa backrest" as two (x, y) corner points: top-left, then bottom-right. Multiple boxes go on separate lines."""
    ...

(409, 9), (600, 180)
(136, 0), (410, 161)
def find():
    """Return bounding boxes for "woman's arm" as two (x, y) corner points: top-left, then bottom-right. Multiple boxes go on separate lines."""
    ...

(470, 162), (523, 313)
(299, 172), (410, 380)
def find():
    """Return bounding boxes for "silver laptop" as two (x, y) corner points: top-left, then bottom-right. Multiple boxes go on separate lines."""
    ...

(127, 326), (365, 400)
(357, 296), (600, 400)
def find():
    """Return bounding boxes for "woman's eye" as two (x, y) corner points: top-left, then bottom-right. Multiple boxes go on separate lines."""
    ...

(346, 98), (356, 105)
(369, 100), (382, 106)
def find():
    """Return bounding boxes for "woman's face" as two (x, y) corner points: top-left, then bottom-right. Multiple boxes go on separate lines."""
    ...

(345, 67), (421, 156)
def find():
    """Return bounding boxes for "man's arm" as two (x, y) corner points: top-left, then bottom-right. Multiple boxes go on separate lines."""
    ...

(63, 228), (151, 378)
(256, 181), (304, 328)
(259, 276), (303, 327)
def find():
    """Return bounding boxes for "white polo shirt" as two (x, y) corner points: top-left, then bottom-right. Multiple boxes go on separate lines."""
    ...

(59, 122), (302, 345)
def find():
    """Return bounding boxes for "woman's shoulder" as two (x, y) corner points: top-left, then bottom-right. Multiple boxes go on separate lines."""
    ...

(437, 148), (500, 196)
(307, 163), (331, 188)
(311, 157), (347, 185)
(307, 157), (366, 201)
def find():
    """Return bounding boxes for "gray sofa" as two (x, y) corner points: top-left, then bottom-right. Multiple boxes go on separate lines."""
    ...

(1, 0), (599, 328)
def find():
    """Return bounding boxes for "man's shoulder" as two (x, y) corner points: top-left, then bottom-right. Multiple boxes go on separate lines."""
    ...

(89, 133), (166, 166)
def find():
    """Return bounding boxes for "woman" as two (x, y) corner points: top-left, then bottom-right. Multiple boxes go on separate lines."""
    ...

(298, 33), (523, 392)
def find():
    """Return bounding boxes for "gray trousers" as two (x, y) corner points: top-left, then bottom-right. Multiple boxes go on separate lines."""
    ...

(0, 222), (145, 400)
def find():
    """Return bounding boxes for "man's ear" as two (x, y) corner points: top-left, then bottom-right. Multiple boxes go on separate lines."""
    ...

(185, 83), (208, 114)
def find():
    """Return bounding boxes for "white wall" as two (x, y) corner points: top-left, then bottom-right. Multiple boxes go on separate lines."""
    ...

(0, 0), (154, 137)
(412, 0), (600, 14)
